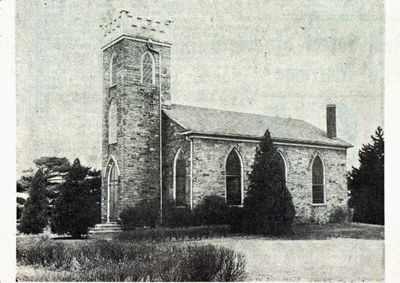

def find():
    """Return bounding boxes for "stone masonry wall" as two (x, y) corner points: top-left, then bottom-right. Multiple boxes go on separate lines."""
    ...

(191, 138), (348, 223)
(101, 38), (171, 222)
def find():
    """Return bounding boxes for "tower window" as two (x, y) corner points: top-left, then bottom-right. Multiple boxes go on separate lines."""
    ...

(110, 53), (117, 86)
(174, 149), (187, 206)
(141, 52), (155, 85)
(108, 100), (117, 144)
(312, 155), (325, 204)
(226, 149), (243, 205)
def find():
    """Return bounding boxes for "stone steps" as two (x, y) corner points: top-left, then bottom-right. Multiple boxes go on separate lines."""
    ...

(89, 222), (123, 239)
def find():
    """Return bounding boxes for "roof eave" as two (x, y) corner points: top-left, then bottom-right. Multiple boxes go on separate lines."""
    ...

(184, 131), (352, 149)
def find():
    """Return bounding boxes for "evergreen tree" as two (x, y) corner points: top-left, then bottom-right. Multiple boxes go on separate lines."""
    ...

(349, 127), (384, 225)
(241, 130), (295, 235)
(51, 159), (100, 238)
(18, 170), (48, 234)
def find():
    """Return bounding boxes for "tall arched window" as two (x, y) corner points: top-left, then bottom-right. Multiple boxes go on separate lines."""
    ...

(107, 159), (119, 222)
(277, 152), (287, 183)
(141, 52), (155, 85)
(110, 53), (117, 86)
(226, 149), (243, 205)
(174, 149), (186, 206)
(312, 155), (325, 204)
(108, 100), (117, 144)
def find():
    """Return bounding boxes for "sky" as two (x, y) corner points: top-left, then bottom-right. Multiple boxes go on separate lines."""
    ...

(16, 0), (384, 176)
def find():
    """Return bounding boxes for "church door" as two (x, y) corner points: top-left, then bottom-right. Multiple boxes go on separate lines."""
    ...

(107, 161), (119, 222)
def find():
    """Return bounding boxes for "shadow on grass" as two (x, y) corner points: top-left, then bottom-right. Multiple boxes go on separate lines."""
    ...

(51, 236), (89, 240)
(225, 222), (384, 241)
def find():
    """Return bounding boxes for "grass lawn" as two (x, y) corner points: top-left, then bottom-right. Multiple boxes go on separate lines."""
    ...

(17, 222), (384, 282)
(196, 222), (384, 281)
(199, 238), (384, 281)
(290, 222), (384, 240)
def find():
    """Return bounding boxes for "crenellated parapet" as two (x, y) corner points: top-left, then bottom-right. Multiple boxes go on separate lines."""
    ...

(100, 10), (173, 47)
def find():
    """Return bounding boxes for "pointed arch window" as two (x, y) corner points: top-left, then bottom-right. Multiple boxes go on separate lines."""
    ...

(110, 53), (117, 86)
(277, 152), (287, 183)
(312, 155), (325, 204)
(108, 100), (117, 144)
(226, 149), (243, 205)
(141, 52), (155, 85)
(174, 149), (187, 206)
(107, 158), (119, 222)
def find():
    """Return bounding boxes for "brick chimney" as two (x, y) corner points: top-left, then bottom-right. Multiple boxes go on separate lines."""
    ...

(326, 104), (336, 139)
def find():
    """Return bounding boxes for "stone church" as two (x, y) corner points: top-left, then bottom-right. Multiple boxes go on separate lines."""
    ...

(98, 11), (352, 227)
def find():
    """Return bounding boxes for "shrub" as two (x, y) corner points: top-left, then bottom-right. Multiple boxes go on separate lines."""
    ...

(162, 195), (230, 227)
(162, 199), (194, 227)
(116, 225), (230, 242)
(329, 207), (348, 223)
(119, 198), (159, 229)
(241, 130), (295, 235)
(17, 197), (26, 205)
(18, 170), (48, 234)
(193, 195), (229, 225)
(174, 245), (246, 281)
(17, 237), (246, 282)
(349, 127), (384, 225)
(17, 206), (23, 220)
(50, 159), (100, 238)
(17, 236), (73, 268)
(227, 206), (245, 233)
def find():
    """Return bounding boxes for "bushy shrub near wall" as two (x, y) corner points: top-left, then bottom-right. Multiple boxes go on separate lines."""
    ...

(329, 207), (348, 223)
(161, 195), (231, 227)
(17, 237), (246, 281)
(193, 195), (229, 225)
(161, 198), (194, 227)
(227, 206), (245, 233)
(241, 130), (295, 235)
(119, 198), (159, 229)
(116, 225), (230, 242)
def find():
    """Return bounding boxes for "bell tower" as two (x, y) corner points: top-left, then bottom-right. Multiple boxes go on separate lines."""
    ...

(100, 11), (172, 223)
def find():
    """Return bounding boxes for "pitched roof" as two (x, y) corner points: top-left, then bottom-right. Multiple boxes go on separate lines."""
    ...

(163, 104), (352, 148)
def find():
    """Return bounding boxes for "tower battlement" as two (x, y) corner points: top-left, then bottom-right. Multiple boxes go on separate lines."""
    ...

(100, 10), (173, 47)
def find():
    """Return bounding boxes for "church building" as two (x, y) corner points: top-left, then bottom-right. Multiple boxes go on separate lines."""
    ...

(99, 11), (352, 226)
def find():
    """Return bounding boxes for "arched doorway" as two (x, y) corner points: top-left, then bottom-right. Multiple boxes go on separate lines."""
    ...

(106, 159), (119, 222)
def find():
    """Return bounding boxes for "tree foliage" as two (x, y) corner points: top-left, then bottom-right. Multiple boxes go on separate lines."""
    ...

(18, 170), (48, 234)
(33, 157), (71, 175)
(349, 127), (384, 225)
(17, 169), (35, 193)
(17, 157), (72, 219)
(50, 159), (101, 238)
(241, 130), (295, 235)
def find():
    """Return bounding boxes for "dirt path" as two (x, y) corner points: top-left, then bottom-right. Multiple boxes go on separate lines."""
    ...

(200, 237), (384, 281)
